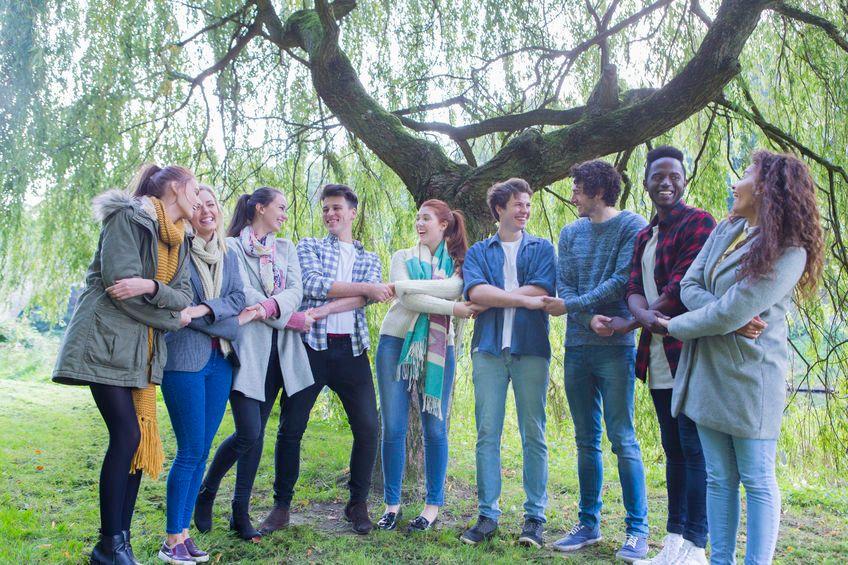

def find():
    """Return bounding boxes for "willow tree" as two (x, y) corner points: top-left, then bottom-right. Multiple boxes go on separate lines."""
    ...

(2, 1), (847, 472)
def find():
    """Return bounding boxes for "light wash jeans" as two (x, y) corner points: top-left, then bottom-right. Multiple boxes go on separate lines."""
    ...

(697, 424), (781, 565)
(472, 349), (549, 522)
(564, 345), (649, 536)
(376, 335), (455, 506)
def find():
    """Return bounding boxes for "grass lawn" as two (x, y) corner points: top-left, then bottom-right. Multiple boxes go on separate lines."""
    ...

(1, 331), (846, 563)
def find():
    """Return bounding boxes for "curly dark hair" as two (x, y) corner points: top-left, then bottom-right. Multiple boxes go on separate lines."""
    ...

(570, 160), (621, 206)
(738, 150), (824, 297)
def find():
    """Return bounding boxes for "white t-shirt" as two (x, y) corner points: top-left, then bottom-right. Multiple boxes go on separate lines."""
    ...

(500, 237), (522, 350)
(326, 241), (357, 335)
(642, 226), (674, 389)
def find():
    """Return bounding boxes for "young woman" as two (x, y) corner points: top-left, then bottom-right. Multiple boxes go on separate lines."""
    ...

(374, 199), (477, 532)
(657, 150), (824, 564)
(194, 187), (314, 541)
(53, 164), (199, 565)
(156, 186), (248, 564)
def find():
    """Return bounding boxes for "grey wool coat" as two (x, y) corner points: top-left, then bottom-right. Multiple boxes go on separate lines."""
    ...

(53, 190), (193, 388)
(668, 218), (807, 440)
(227, 236), (314, 402)
(163, 249), (246, 373)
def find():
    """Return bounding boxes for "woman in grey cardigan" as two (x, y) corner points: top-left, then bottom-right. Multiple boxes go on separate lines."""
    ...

(194, 187), (314, 542)
(157, 186), (247, 564)
(657, 151), (823, 564)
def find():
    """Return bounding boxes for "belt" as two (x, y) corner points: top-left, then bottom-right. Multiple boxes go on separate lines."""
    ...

(326, 333), (351, 339)
(210, 337), (220, 349)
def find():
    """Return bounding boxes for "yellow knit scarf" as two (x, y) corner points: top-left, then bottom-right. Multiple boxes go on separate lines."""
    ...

(130, 197), (185, 479)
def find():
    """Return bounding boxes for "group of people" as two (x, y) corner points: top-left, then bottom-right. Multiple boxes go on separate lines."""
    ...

(52, 145), (823, 565)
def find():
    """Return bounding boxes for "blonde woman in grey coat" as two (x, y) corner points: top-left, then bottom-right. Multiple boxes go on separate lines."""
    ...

(194, 187), (314, 542)
(657, 151), (823, 565)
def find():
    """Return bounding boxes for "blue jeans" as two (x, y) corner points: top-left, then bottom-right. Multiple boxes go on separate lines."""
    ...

(472, 350), (549, 522)
(651, 388), (708, 547)
(376, 335), (455, 506)
(697, 424), (780, 565)
(564, 345), (648, 536)
(161, 350), (233, 534)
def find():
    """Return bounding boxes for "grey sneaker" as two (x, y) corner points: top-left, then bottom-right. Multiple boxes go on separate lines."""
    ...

(460, 516), (498, 545)
(157, 541), (195, 564)
(617, 534), (649, 562)
(552, 523), (602, 552)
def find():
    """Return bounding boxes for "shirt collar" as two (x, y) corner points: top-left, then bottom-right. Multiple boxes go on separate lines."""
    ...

(324, 233), (364, 251)
(485, 230), (529, 248)
(652, 199), (691, 228)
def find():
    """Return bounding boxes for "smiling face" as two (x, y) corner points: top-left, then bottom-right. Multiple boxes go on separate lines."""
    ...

(254, 193), (288, 236)
(645, 157), (687, 210)
(191, 189), (219, 241)
(322, 195), (356, 238)
(570, 181), (606, 218)
(731, 163), (760, 222)
(415, 205), (448, 250)
(496, 192), (531, 234)
(173, 177), (200, 220)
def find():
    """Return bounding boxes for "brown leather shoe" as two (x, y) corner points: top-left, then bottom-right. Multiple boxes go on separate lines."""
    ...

(344, 501), (373, 535)
(258, 505), (290, 534)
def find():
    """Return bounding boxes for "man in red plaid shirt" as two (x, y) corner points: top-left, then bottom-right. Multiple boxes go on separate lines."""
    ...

(620, 146), (716, 565)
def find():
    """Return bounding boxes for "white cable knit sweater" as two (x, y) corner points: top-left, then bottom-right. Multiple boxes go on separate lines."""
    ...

(379, 244), (466, 346)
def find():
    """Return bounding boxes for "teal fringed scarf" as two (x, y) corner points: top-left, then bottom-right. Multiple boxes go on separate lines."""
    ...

(396, 242), (453, 419)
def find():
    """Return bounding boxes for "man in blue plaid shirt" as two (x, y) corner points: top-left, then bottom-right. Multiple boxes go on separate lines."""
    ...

(259, 184), (392, 536)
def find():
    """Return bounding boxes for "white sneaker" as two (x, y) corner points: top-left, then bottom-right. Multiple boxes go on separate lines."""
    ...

(673, 541), (708, 565)
(634, 533), (685, 564)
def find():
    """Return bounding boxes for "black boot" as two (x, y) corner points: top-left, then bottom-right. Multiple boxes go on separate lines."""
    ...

(229, 500), (261, 541)
(194, 483), (217, 533)
(90, 532), (134, 565)
(121, 530), (142, 565)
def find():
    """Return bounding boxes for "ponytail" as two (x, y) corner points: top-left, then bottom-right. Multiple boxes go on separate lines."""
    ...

(226, 186), (283, 237)
(445, 209), (469, 269)
(129, 163), (194, 198)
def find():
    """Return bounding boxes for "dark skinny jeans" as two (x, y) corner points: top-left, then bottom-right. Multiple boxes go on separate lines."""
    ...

(203, 333), (283, 504)
(273, 337), (379, 507)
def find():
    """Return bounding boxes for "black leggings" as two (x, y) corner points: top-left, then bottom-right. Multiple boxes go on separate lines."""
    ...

(204, 334), (283, 504)
(90, 383), (142, 536)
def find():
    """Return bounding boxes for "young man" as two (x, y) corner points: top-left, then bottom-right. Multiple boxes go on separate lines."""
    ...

(459, 178), (556, 548)
(259, 184), (392, 536)
(542, 160), (650, 562)
(623, 146), (716, 565)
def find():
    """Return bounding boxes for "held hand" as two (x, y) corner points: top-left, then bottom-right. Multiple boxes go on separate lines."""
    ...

(607, 316), (639, 335)
(634, 308), (669, 334)
(520, 295), (547, 310)
(307, 306), (329, 321)
(655, 317), (671, 332)
(590, 315), (615, 337)
(541, 296), (567, 316)
(736, 315), (767, 339)
(237, 309), (257, 326)
(179, 309), (192, 328)
(452, 301), (476, 319)
(468, 302), (489, 318)
(106, 278), (156, 300)
(301, 312), (316, 332)
(246, 303), (268, 321)
(368, 283), (394, 303)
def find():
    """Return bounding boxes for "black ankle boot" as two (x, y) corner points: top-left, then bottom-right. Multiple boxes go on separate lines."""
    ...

(90, 532), (134, 565)
(229, 500), (261, 541)
(194, 483), (217, 533)
(121, 530), (141, 565)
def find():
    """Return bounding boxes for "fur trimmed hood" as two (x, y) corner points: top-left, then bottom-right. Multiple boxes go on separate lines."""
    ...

(92, 189), (156, 224)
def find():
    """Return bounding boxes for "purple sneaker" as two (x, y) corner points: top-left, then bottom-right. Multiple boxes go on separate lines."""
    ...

(157, 541), (195, 564)
(183, 538), (209, 563)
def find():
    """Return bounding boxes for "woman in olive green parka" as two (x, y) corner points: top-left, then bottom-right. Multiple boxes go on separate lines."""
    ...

(53, 164), (199, 565)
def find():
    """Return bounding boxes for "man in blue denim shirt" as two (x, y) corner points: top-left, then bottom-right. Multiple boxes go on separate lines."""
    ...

(459, 178), (556, 549)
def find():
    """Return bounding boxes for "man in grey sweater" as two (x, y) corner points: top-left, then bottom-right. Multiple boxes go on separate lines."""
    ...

(542, 160), (649, 562)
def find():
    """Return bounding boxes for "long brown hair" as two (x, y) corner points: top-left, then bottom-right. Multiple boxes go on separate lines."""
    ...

(226, 186), (283, 237)
(420, 199), (469, 270)
(128, 163), (195, 198)
(738, 150), (824, 297)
